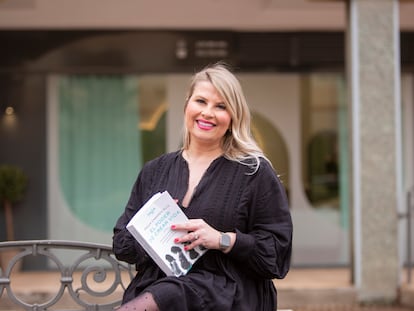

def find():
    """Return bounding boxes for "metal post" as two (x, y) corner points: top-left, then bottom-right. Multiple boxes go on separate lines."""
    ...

(408, 190), (412, 283)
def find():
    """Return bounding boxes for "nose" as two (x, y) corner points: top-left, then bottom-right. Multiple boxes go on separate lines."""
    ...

(201, 106), (213, 118)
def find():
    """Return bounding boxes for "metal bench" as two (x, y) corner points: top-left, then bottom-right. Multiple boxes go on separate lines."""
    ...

(0, 240), (134, 310)
(0, 240), (292, 311)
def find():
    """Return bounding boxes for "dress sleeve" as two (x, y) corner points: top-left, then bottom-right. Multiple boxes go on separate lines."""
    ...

(112, 172), (149, 267)
(227, 161), (293, 280)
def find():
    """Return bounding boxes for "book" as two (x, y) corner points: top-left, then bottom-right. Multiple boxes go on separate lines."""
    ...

(126, 190), (207, 277)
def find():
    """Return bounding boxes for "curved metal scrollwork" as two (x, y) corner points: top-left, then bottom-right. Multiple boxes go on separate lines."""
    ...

(0, 240), (135, 310)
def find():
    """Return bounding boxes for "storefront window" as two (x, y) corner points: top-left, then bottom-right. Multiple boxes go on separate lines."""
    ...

(301, 74), (347, 211)
(298, 73), (350, 265)
(49, 75), (166, 242)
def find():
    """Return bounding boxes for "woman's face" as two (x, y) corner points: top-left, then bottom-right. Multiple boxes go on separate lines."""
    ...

(185, 81), (232, 147)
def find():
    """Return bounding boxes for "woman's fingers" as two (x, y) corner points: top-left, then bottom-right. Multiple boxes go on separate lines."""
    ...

(171, 220), (221, 250)
(171, 219), (203, 231)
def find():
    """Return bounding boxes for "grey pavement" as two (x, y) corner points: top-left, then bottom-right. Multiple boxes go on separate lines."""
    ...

(275, 268), (414, 310)
(291, 306), (413, 311)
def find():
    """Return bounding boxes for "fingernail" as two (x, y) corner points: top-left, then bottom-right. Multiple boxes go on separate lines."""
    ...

(171, 225), (176, 229)
(184, 246), (188, 251)
(174, 238), (179, 243)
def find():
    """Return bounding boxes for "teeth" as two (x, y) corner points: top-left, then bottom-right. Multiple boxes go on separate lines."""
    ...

(198, 121), (213, 127)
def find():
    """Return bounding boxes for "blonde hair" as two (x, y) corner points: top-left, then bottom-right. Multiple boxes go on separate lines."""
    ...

(182, 62), (267, 172)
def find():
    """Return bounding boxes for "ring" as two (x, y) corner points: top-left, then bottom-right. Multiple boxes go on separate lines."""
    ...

(194, 234), (199, 240)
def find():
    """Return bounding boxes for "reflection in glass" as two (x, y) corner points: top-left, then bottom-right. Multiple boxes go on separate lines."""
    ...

(308, 130), (338, 206)
(138, 76), (167, 163)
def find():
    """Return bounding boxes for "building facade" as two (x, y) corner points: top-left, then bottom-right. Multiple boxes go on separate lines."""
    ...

(0, 0), (413, 304)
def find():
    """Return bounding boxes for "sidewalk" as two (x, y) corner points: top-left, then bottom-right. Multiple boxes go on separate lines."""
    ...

(275, 267), (356, 308)
(1, 268), (413, 310)
(275, 268), (414, 310)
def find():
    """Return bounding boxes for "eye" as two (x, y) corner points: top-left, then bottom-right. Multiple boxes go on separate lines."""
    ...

(216, 103), (226, 110)
(195, 98), (206, 104)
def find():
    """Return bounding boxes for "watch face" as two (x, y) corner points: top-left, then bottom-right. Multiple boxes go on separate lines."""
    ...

(220, 233), (231, 250)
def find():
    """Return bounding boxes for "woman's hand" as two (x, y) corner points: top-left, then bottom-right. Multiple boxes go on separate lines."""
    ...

(171, 219), (235, 253)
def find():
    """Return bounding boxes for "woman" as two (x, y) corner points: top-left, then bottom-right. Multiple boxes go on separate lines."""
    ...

(112, 62), (293, 311)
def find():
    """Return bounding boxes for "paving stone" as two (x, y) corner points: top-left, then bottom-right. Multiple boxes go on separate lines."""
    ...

(292, 305), (413, 311)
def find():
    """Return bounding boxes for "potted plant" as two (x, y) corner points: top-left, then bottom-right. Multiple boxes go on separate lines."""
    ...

(0, 165), (28, 241)
(0, 165), (28, 271)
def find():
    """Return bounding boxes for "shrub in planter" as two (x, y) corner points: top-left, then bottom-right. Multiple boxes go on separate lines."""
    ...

(0, 165), (28, 241)
(0, 165), (28, 271)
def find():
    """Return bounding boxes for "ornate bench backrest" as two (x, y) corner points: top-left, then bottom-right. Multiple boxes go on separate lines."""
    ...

(0, 240), (135, 310)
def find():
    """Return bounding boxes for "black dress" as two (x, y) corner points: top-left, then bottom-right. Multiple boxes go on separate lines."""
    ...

(113, 151), (292, 311)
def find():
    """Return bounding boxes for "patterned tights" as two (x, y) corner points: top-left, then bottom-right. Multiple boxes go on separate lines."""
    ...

(116, 292), (160, 311)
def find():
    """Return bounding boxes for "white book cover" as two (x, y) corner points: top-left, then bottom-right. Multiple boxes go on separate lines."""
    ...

(126, 190), (207, 277)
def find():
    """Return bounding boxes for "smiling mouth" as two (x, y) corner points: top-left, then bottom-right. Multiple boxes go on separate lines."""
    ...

(197, 120), (215, 129)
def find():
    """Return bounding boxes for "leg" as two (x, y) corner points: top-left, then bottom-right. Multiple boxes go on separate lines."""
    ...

(116, 292), (160, 311)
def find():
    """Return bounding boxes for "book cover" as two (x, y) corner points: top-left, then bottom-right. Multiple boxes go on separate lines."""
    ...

(126, 190), (207, 277)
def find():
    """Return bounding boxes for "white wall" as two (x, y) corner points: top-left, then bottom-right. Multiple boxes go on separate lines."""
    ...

(1, 0), (414, 30)
(0, 0), (344, 30)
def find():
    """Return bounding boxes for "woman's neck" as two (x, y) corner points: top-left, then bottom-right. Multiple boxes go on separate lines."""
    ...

(183, 144), (223, 164)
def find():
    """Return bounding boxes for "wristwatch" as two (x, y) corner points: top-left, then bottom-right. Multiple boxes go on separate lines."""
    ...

(219, 232), (231, 251)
